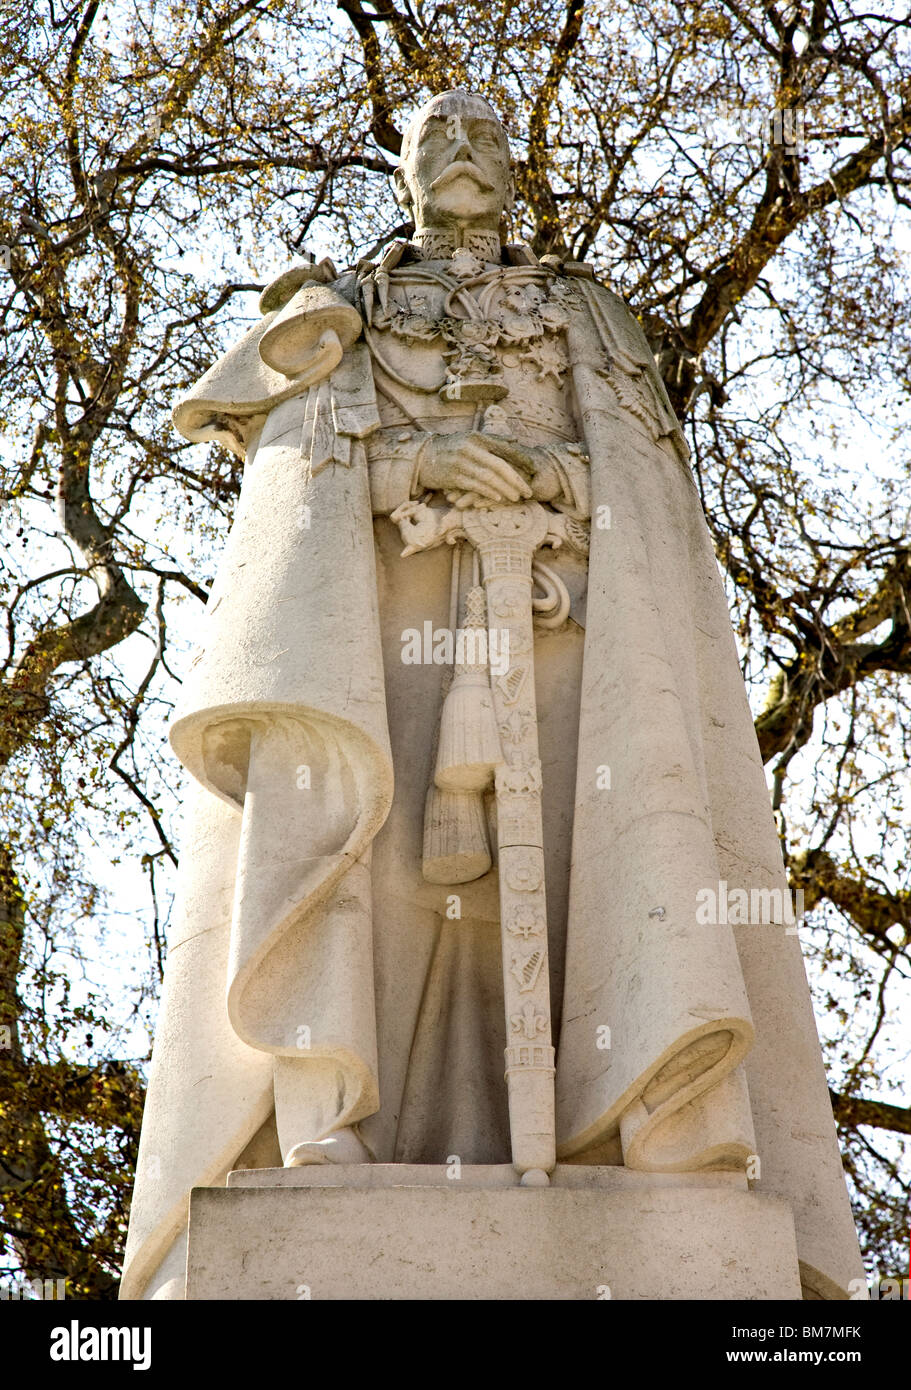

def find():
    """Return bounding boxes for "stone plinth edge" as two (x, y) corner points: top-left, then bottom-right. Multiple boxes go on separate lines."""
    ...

(186, 1166), (801, 1300)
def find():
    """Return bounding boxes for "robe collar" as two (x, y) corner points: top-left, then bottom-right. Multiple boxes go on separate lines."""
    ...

(410, 227), (503, 263)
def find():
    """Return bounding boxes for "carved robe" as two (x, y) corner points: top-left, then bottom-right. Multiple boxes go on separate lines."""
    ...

(121, 242), (863, 1301)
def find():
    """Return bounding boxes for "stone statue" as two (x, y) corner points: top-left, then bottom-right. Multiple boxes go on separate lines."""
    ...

(122, 91), (863, 1300)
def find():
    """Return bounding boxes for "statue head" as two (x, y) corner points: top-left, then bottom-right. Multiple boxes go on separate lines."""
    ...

(393, 90), (515, 235)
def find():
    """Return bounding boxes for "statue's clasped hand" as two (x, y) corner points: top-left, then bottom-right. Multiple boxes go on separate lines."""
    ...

(416, 431), (561, 510)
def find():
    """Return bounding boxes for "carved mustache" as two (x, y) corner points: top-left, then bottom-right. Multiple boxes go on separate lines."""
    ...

(430, 162), (495, 193)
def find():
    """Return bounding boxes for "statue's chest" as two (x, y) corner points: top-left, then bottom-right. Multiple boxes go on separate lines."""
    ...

(366, 265), (582, 444)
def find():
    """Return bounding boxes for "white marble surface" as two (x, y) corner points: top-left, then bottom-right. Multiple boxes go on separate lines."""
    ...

(121, 90), (864, 1305)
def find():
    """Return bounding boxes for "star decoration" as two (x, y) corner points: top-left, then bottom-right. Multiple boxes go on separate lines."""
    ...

(521, 336), (567, 381)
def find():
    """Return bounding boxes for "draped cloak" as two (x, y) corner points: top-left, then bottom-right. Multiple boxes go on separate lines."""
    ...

(120, 255), (863, 1302)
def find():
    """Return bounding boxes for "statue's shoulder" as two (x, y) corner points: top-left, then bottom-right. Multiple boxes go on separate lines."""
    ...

(533, 253), (653, 370)
(539, 254), (634, 318)
(173, 258), (364, 449)
(535, 252), (688, 459)
(537, 250), (598, 280)
(258, 257), (360, 315)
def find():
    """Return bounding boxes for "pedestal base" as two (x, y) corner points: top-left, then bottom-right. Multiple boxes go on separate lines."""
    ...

(184, 1165), (802, 1300)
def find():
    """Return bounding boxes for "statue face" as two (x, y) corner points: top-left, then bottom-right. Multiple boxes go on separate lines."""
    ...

(395, 93), (514, 231)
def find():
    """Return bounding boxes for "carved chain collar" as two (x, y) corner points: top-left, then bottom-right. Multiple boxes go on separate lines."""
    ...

(363, 258), (582, 401)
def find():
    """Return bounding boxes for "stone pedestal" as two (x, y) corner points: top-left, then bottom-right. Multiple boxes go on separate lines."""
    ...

(184, 1165), (803, 1300)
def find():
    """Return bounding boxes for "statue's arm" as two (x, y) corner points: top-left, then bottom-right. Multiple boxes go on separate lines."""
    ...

(172, 263), (363, 459)
(367, 427), (566, 517)
(367, 427), (432, 515)
(367, 432), (591, 518)
(537, 442), (590, 520)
